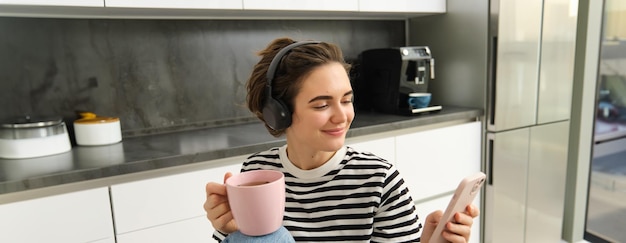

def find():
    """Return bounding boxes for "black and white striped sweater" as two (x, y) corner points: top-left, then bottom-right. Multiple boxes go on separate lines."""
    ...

(214, 145), (422, 242)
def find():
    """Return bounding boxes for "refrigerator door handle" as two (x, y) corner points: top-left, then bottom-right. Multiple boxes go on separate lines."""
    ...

(486, 133), (495, 186)
(487, 36), (498, 131)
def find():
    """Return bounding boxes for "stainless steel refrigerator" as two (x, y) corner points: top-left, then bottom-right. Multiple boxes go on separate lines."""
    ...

(484, 0), (578, 242)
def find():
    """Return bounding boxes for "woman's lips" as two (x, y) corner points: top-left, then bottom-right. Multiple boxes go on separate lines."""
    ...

(323, 128), (345, 136)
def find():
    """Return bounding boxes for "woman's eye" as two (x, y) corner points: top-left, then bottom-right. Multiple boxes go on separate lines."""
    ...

(313, 104), (329, 109)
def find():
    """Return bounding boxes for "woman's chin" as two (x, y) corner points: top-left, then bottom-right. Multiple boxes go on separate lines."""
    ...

(325, 139), (346, 151)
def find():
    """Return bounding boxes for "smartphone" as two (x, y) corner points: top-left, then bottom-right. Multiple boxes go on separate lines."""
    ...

(429, 172), (486, 243)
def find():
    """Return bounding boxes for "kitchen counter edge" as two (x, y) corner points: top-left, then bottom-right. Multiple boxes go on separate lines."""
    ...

(0, 107), (482, 202)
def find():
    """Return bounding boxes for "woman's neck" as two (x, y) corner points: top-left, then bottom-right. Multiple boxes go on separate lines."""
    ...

(285, 144), (336, 170)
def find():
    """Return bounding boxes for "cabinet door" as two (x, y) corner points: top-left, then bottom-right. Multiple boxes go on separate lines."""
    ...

(110, 160), (242, 235)
(536, 0), (577, 123)
(243, 0), (358, 11)
(348, 136), (395, 165)
(525, 121), (569, 242)
(91, 238), (116, 243)
(0, 0), (103, 7)
(117, 216), (213, 243)
(395, 121), (481, 202)
(485, 128), (530, 243)
(105, 0), (242, 9)
(489, 0), (543, 131)
(0, 187), (114, 243)
(359, 0), (445, 13)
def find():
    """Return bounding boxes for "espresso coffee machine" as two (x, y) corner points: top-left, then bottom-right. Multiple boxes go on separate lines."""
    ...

(353, 46), (442, 115)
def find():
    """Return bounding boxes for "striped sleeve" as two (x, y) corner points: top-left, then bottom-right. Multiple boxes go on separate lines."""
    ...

(343, 148), (422, 241)
(371, 166), (422, 242)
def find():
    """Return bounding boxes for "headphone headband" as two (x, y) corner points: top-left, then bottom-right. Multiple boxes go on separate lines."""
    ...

(266, 40), (322, 88)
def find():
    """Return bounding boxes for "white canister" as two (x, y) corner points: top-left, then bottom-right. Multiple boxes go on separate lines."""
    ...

(0, 116), (72, 159)
(73, 112), (122, 146)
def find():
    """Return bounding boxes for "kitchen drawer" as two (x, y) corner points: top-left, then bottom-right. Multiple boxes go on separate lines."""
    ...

(117, 216), (213, 243)
(110, 158), (243, 234)
(0, 187), (114, 243)
(395, 121), (482, 201)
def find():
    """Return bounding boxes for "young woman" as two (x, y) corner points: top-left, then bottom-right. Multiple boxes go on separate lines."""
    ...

(204, 37), (479, 242)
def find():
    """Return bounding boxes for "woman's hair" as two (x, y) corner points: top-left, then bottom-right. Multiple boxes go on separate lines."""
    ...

(246, 37), (351, 137)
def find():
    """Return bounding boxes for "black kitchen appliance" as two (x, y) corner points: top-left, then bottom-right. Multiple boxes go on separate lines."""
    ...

(353, 46), (442, 115)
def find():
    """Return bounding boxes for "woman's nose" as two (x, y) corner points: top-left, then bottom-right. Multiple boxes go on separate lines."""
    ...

(331, 104), (351, 124)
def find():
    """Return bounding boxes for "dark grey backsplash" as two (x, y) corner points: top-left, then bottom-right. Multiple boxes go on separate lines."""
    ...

(0, 18), (404, 136)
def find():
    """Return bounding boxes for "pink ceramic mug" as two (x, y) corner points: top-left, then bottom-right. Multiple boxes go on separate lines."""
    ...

(225, 170), (286, 236)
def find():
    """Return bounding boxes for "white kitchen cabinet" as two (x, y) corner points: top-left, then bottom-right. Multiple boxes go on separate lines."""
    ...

(395, 121), (482, 202)
(243, 0), (359, 11)
(0, 0), (103, 7)
(105, 0), (242, 9)
(396, 121), (482, 243)
(0, 187), (114, 243)
(347, 136), (396, 165)
(117, 216), (214, 243)
(110, 158), (243, 239)
(0, 0), (446, 18)
(243, 0), (445, 13)
(91, 239), (116, 243)
(359, 0), (445, 13)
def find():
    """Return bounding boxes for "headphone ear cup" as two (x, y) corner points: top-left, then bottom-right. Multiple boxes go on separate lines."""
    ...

(262, 97), (292, 130)
(262, 41), (319, 131)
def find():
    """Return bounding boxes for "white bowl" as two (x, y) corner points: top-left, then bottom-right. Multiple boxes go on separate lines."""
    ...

(0, 117), (72, 159)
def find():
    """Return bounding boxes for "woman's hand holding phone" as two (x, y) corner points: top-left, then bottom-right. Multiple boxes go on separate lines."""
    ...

(424, 172), (485, 243)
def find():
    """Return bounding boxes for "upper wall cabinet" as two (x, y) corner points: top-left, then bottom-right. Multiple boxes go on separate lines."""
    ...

(0, 0), (103, 7)
(359, 0), (445, 13)
(0, 0), (445, 18)
(242, 0), (445, 14)
(243, 0), (359, 11)
(105, 0), (242, 10)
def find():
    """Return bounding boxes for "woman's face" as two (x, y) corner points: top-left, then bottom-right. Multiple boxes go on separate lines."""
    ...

(286, 62), (355, 153)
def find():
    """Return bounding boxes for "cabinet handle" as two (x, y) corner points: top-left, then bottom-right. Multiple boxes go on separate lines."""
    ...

(487, 137), (494, 186)
(488, 36), (498, 127)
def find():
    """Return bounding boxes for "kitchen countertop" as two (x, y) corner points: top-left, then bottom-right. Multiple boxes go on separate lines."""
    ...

(0, 106), (482, 196)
